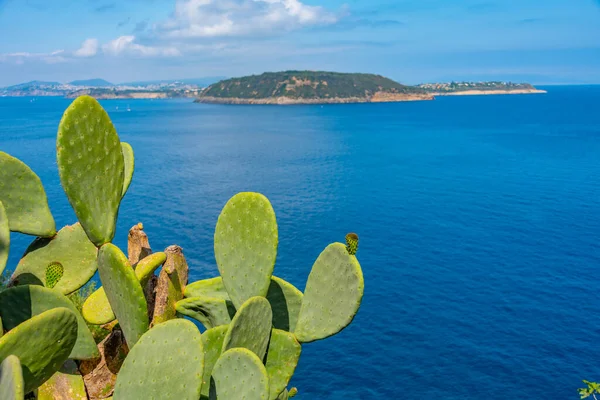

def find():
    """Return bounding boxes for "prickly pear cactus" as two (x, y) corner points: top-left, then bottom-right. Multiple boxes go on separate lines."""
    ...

(345, 232), (359, 255)
(0, 355), (24, 400)
(113, 319), (204, 400)
(185, 277), (230, 301)
(97, 243), (148, 347)
(265, 330), (301, 400)
(209, 348), (269, 400)
(134, 251), (166, 285)
(57, 95), (124, 246)
(214, 192), (278, 308)
(0, 202), (8, 276)
(45, 262), (64, 289)
(0, 151), (55, 237)
(201, 325), (228, 399)
(222, 296), (272, 361)
(37, 360), (87, 400)
(0, 285), (99, 360)
(176, 296), (233, 330)
(10, 223), (98, 295)
(0, 307), (78, 393)
(294, 242), (364, 343)
(121, 142), (134, 197)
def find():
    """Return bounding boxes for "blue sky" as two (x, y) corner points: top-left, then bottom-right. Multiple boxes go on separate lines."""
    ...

(0, 0), (599, 86)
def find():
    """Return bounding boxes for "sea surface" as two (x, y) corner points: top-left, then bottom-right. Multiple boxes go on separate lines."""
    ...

(1, 86), (599, 399)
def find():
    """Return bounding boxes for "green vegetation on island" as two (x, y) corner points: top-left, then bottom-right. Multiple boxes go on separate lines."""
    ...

(0, 95), (365, 398)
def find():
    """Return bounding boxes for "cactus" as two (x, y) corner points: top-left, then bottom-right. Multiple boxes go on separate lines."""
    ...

(152, 245), (188, 326)
(264, 330), (301, 400)
(209, 348), (269, 400)
(113, 319), (204, 400)
(0, 285), (99, 360)
(214, 192), (278, 308)
(97, 243), (148, 347)
(222, 296), (272, 361)
(345, 232), (359, 255)
(0, 355), (24, 400)
(45, 262), (64, 289)
(82, 251), (165, 325)
(294, 242), (365, 343)
(0, 151), (56, 237)
(201, 325), (228, 398)
(288, 388), (298, 397)
(37, 360), (87, 400)
(176, 296), (234, 329)
(121, 142), (134, 197)
(57, 95), (124, 246)
(0, 308), (78, 393)
(10, 223), (98, 295)
(0, 202), (9, 276)
(185, 276), (303, 332)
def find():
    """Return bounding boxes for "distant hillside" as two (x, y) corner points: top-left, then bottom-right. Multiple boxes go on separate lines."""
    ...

(196, 71), (432, 104)
(69, 79), (114, 87)
(122, 77), (227, 87)
(5, 81), (61, 90)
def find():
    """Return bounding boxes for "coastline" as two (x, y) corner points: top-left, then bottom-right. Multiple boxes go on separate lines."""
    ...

(195, 93), (434, 105)
(434, 89), (547, 96)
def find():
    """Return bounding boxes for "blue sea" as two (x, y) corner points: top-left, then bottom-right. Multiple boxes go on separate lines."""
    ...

(1, 86), (599, 399)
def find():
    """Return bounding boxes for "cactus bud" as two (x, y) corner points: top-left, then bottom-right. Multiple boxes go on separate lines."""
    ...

(45, 262), (64, 289)
(345, 233), (359, 255)
(289, 387), (298, 397)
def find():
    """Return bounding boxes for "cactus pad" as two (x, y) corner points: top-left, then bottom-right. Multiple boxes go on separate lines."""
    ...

(10, 223), (98, 295)
(0, 202), (9, 276)
(222, 296), (272, 361)
(37, 360), (87, 400)
(288, 388), (298, 397)
(176, 296), (234, 330)
(0, 151), (56, 237)
(265, 330), (301, 400)
(345, 233), (359, 255)
(121, 142), (134, 197)
(201, 325), (228, 398)
(97, 243), (148, 347)
(0, 285), (98, 360)
(276, 389), (289, 400)
(113, 319), (204, 400)
(57, 95), (124, 246)
(214, 192), (278, 308)
(134, 251), (166, 286)
(209, 348), (269, 400)
(45, 262), (64, 289)
(0, 355), (23, 400)
(185, 277), (231, 301)
(294, 243), (364, 343)
(0, 308), (78, 393)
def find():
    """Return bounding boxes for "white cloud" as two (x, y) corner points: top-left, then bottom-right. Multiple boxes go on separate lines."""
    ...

(74, 39), (99, 57)
(159, 0), (338, 38)
(0, 50), (67, 64)
(102, 36), (181, 57)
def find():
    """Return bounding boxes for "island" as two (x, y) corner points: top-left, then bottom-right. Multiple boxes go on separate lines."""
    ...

(194, 71), (434, 105)
(194, 71), (546, 105)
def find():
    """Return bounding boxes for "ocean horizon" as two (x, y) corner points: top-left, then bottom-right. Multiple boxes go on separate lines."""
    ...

(1, 85), (599, 399)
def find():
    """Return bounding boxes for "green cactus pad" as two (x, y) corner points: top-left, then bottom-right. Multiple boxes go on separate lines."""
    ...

(222, 296), (272, 361)
(214, 192), (278, 308)
(209, 348), (269, 400)
(97, 243), (148, 347)
(121, 142), (134, 197)
(0, 151), (56, 237)
(134, 251), (166, 286)
(83, 251), (166, 325)
(186, 276), (302, 332)
(45, 262), (64, 289)
(10, 223), (98, 295)
(0, 355), (24, 400)
(113, 319), (204, 400)
(276, 389), (289, 400)
(345, 233), (359, 255)
(0, 308), (78, 393)
(265, 330), (301, 400)
(0, 202), (9, 276)
(37, 360), (87, 400)
(200, 325), (228, 398)
(176, 296), (234, 330)
(185, 277), (231, 301)
(57, 95), (124, 246)
(294, 242), (364, 343)
(0, 285), (98, 360)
